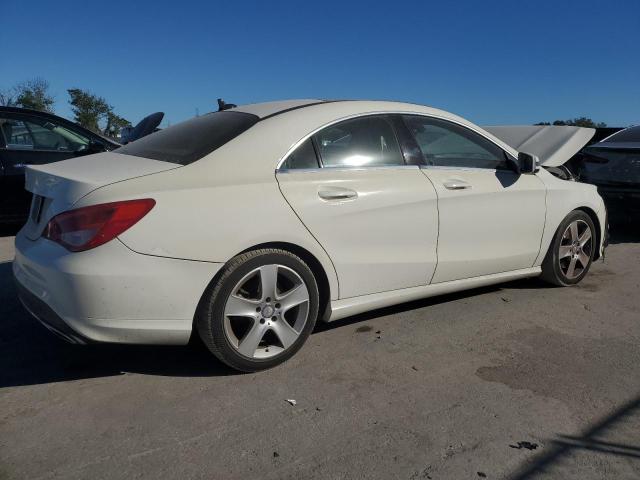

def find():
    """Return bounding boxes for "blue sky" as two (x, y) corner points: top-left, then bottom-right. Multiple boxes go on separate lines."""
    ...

(3, 0), (639, 127)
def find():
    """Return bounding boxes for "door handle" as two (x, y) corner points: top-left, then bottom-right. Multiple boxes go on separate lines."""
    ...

(443, 180), (471, 190)
(318, 187), (358, 201)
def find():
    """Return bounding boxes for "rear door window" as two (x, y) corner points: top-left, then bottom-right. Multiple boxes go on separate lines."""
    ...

(115, 111), (259, 165)
(280, 138), (320, 169)
(313, 115), (405, 168)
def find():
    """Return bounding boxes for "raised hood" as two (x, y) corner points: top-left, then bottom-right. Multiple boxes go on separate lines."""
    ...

(483, 125), (595, 167)
(22, 152), (179, 240)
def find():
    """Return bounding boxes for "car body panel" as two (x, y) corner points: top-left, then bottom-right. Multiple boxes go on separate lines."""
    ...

(12, 99), (608, 348)
(484, 125), (595, 167)
(422, 167), (546, 282)
(328, 267), (541, 321)
(533, 167), (606, 265)
(22, 152), (180, 240)
(14, 232), (221, 344)
(277, 165), (438, 298)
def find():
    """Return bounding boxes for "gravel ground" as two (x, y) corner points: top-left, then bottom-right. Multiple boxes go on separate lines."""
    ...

(1, 226), (639, 480)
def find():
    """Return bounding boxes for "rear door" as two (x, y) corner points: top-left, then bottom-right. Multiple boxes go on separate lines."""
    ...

(276, 114), (439, 299)
(402, 115), (546, 283)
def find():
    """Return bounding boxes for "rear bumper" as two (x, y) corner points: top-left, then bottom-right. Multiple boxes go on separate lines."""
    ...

(13, 231), (222, 345)
(16, 280), (91, 344)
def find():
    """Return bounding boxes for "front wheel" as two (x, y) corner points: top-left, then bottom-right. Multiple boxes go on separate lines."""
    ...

(196, 249), (319, 372)
(541, 210), (596, 286)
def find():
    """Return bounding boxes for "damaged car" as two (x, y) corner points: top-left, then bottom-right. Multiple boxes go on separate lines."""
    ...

(14, 100), (607, 372)
(487, 124), (639, 220)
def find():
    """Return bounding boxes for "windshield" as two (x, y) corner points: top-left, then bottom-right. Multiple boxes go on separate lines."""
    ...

(114, 111), (259, 165)
(603, 126), (640, 144)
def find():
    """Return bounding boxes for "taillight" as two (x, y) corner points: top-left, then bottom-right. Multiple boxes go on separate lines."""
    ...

(42, 199), (155, 252)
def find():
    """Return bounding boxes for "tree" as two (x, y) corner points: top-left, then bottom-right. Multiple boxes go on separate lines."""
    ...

(67, 88), (110, 132)
(535, 117), (607, 128)
(0, 85), (18, 107)
(67, 88), (131, 138)
(105, 112), (131, 137)
(15, 78), (55, 112)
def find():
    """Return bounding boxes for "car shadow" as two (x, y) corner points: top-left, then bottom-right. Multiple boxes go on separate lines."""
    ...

(1, 223), (635, 388)
(509, 394), (640, 479)
(0, 260), (236, 388)
(608, 218), (640, 244)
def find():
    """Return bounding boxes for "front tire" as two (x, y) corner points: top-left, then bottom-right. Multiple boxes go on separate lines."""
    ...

(196, 249), (319, 372)
(541, 210), (596, 286)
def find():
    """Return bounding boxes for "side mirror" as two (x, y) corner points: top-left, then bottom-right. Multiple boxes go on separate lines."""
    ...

(518, 152), (539, 174)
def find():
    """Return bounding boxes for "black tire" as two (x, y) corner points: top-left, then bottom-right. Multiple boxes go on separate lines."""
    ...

(196, 248), (319, 372)
(541, 210), (596, 286)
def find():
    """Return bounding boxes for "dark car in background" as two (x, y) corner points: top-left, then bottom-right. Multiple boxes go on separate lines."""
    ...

(0, 107), (162, 224)
(580, 126), (640, 221)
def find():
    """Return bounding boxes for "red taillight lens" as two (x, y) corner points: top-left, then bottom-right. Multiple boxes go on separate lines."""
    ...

(42, 199), (155, 252)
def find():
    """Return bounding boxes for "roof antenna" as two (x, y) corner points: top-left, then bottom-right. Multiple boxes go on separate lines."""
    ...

(217, 98), (237, 111)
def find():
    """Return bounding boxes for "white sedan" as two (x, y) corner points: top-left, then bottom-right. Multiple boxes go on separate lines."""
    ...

(13, 100), (607, 371)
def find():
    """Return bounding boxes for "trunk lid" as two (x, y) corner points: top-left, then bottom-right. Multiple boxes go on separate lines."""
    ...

(483, 125), (595, 167)
(22, 151), (179, 240)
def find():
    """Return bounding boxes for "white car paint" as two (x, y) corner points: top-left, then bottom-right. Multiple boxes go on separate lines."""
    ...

(422, 166), (546, 283)
(13, 99), (607, 346)
(278, 165), (438, 297)
(483, 125), (596, 167)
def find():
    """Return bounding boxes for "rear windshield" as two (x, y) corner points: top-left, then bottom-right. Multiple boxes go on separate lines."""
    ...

(115, 111), (259, 165)
(602, 126), (640, 144)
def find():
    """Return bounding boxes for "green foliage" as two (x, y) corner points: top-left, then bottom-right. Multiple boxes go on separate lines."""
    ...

(105, 112), (132, 137)
(15, 78), (55, 112)
(535, 117), (607, 128)
(67, 88), (130, 137)
(0, 77), (55, 112)
(67, 88), (110, 132)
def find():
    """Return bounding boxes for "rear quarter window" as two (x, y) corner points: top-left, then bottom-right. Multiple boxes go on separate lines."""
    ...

(115, 111), (259, 165)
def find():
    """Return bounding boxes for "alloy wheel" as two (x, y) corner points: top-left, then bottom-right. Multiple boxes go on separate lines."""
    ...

(558, 219), (592, 280)
(223, 264), (310, 359)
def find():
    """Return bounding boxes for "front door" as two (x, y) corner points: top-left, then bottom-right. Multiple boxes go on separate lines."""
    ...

(401, 115), (546, 283)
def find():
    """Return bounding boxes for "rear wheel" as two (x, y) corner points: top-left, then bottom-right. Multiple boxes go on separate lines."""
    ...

(197, 249), (319, 372)
(541, 210), (596, 286)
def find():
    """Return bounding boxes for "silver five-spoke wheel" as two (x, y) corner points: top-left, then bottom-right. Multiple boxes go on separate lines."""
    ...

(223, 264), (310, 359)
(558, 219), (593, 280)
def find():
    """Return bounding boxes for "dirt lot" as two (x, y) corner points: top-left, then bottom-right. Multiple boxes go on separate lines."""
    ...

(1, 226), (639, 480)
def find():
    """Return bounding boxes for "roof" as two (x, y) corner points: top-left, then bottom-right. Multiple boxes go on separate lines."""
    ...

(232, 99), (325, 118)
(594, 125), (640, 148)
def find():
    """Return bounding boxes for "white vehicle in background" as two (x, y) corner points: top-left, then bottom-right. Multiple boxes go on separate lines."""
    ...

(13, 100), (607, 372)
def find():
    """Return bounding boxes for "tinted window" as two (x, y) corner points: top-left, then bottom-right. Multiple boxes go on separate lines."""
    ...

(403, 116), (507, 169)
(0, 116), (90, 151)
(602, 126), (640, 143)
(314, 116), (404, 168)
(281, 138), (319, 169)
(115, 111), (259, 165)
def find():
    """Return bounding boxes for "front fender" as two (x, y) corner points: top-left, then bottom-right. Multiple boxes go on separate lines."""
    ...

(534, 169), (607, 266)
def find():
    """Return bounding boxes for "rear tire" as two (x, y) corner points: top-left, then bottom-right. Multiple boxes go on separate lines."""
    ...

(196, 248), (319, 372)
(541, 210), (596, 286)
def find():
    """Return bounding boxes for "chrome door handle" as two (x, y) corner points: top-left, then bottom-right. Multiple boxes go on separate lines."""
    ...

(443, 180), (471, 190)
(318, 187), (358, 201)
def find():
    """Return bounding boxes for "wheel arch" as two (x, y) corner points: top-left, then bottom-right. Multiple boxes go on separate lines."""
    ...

(575, 206), (602, 260)
(237, 242), (333, 321)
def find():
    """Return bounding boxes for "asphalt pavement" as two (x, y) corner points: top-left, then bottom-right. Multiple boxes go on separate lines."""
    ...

(1, 225), (639, 479)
